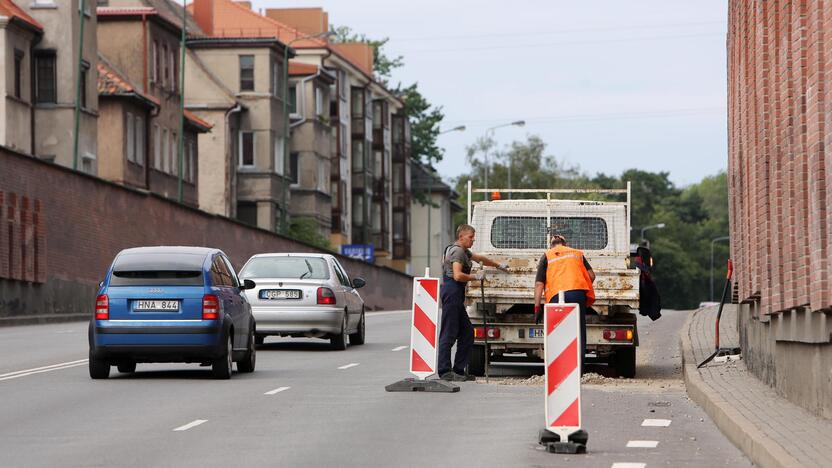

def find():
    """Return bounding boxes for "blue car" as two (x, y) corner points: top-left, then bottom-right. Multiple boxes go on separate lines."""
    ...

(89, 246), (257, 379)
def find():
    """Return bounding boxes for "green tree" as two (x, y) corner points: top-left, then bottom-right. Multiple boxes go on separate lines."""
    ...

(287, 217), (333, 251)
(398, 83), (445, 165)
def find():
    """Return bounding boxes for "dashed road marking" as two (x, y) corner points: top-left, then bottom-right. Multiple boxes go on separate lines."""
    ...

(173, 419), (208, 431)
(391, 346), (407, 352)
(611, 463), (646, 468)
(0, 359), (88, 382)
(264, 386), (291, 395)
(338, 363), (360, 370)
(626, 440), (659, 448)
(642, 418), (672, 427)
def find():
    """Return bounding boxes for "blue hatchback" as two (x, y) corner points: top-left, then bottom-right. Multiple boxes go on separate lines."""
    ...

(89, 246), (257, 379)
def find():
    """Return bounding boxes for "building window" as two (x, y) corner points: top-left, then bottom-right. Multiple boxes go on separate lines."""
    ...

(162, 128), (169, 172)
(13, 50), (24, 99)
(317, 157), (327, 192)
(136, 115), (144, 165)
(162, 44), (169, 87)
(274, 137), (284, 175)
(80, 61), (89, 109)
(126, 112), (135, 162)
(151, 41), (158, 83)
(239, 55), (254, 92)
(188, 138), (196, 182)
(289, 152), (299, 185)
(352, 194), (364, 227)
(170, 47), (177, 92)
(170, 132), (178, 175)
(239, 132), (255, 167)
(315, 87), (324, 117)
(153, 124), (161, 169)
(34, 51), (56, 103)
(272, 60), (282, 97)
(236, 202), (258, 226)
(288, 84), (298, 114)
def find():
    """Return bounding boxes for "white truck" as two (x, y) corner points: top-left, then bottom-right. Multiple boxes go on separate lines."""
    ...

(464, 183), (640, 377)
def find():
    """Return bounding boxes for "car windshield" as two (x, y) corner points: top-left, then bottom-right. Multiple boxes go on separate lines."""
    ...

(109, 252), (206, 286)
(240, 257), (330, 280)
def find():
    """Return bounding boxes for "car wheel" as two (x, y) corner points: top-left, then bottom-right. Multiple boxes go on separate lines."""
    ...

(212, 333), (233, 379)
(349, 309), (365, 345)
(330, 315), (348, 350)
(468, 344), (487, 377)
(117, 362), (136, 374)
(237, 328), (256, 373)
(89, 349), (110, 379)
(255, 335), (265, 346)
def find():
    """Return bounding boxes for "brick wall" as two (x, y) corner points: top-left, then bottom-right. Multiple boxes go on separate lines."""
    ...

(728, 0), (832, 316)
(0, 147), (412, 323)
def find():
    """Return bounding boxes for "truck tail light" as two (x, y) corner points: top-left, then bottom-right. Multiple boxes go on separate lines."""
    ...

(202, 294), (220, 320)
(603, 329), (633, 341)
(95, 294), (109, 320)
(474, 327), (501, 339)
(317, 287), (336, 305)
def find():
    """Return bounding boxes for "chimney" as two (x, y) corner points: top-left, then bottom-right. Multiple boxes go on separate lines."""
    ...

(265, 8), (328, 36)
(192, 0), (214, 36)
(331, 42), (374, 77)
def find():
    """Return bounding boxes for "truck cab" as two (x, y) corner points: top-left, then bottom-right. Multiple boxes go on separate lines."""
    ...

(463, 183), (640, 377)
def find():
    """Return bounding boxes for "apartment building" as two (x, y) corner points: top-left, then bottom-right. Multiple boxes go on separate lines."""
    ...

(0, 0), (41, 155)
(24, 0), (98, 173)
(391, 113), (412, 273)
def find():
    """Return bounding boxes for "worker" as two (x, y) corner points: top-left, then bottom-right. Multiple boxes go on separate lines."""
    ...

(438, 224), (508, 381)
(533, 234), (596, 372)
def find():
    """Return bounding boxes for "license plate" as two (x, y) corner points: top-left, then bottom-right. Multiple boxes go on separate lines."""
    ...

(529, 328), (545, 338)
(134, 300), (180, 311)
(261, 289), (302, 300)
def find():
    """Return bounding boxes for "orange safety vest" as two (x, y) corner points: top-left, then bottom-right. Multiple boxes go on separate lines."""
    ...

(544, 245), (595, 306)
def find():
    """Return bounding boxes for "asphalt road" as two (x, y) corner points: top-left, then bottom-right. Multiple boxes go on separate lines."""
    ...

(0, 310), (751, 467)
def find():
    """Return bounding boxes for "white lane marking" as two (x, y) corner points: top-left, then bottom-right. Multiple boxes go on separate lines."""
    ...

(366, 310), (410, 317)
(173, 419), (208, 431)
(264, 386), (291, 395)
(611, 463), (646, 468)
(0, 359), (88, 382)
(338, 363), (360, 370)
(627, 440), (659, 448)
(391, 346), (407, 352)
(642, 418), (672, 427)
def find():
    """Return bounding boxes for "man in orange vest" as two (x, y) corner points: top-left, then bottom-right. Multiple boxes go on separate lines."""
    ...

(533, 234), (596, 371)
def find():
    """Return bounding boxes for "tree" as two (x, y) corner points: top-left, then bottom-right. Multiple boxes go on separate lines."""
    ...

(287, 217), (333, 251)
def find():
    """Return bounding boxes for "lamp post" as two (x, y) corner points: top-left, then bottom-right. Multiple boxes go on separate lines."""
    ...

(640, 223), (666, 245)
(483, 120), (524, 200)
(72, 0), (87, 171)
(424, 125), (466, 273)
(281, 30), (335, 234)
(710, 235), (730, 302)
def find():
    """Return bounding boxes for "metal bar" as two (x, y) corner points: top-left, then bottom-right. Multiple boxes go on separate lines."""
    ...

(626, 181), (631, 243)
(467, 180), (472, 225)
(72, 0), (87, 170)
(471, 188), (628, 194)
(177, 1), (186, 203)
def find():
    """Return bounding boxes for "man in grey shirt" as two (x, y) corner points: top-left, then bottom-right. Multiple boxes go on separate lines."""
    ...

(438, 224), (507, 381)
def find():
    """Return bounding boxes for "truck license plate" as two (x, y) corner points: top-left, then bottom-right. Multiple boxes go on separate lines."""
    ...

(529, 328), (544, 338)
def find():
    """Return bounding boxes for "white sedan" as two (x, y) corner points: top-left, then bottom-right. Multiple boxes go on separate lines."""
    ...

(239, 253), (366, 350)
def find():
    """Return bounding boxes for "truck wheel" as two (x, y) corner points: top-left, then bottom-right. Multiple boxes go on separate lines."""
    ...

(611, 348), (636, 378)
(468, 344), (486, 376)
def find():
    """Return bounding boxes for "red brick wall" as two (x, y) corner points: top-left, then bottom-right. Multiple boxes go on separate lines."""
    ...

(0, 148), (412, 320)
(728, 0), (831, 314)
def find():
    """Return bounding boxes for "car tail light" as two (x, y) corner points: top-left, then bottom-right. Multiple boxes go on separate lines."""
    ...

(95, 294), (109, 320)
(203, 294), (220, 320)
(474, 327), (501, 339)
(603, 329), (634, 341)
(317, 287), (336, 305)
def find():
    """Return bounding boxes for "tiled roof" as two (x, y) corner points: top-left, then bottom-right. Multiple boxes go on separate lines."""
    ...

(96, 6), (157, 17)
(184, 110), (212, 131)
(0, 0), (43, 31)
(97, 57), (160, 108)
(289, 62), (318, 76)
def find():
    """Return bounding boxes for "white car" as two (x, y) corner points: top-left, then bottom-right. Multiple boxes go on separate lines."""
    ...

(239, 253), (366, 350)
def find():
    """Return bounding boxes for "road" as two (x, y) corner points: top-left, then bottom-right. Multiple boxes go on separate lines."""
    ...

(0, 309), (750, 467)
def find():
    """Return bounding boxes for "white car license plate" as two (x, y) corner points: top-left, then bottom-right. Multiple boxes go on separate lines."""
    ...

(529, 328), (545, 338)
(134, 300), (180, 311)
(261, 289), (302, 300)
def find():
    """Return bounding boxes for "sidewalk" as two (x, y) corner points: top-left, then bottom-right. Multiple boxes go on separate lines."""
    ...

(680, 305), (832, 468)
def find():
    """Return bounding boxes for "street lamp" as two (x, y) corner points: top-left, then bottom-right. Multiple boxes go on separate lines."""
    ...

(439, 125), (466, 134)
(424, 125), (466, 274)
(710, 235), (730, 302)
(281, 30), (336, 234)
(484, 120), (525, 199)
(640, 223), (666, 243)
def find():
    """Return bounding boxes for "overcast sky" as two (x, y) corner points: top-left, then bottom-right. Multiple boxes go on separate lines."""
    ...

(255, 0), (728, 187)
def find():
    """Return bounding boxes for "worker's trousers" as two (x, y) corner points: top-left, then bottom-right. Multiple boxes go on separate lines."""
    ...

(549, 289), (588, 373)
(437, 276), (473, 376)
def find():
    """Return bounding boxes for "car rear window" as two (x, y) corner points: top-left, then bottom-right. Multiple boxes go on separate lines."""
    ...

(109, 252), (206, 286)
(490, 216), (609, 250)
(240, 257), (330, 280)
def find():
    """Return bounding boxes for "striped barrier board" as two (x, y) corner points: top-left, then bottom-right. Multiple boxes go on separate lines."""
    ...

(544, 303), (582, 441)
(409, 277), (440, 380)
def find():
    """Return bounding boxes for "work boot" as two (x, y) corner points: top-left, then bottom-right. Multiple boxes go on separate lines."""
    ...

(452, 372), (476, 382)
(439, 371), (455, 381)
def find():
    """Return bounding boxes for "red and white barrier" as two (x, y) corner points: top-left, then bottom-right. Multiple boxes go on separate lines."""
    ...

(544, 303), (582, 441)
(409, 276), (440, 380)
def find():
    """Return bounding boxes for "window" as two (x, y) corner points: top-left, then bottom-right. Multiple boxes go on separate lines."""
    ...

(210, 257), (230, 287)
(317, 157), (327, 192)
(393, 212), (405, 241)
(13, 50), (24, 99)
(170, 132), (178, 175)
(239, 55), (254, 91)
(288, 84), (298, 114)
(240, 256), (331, 280)
(170, 47), (177, 92)
(240, 132), (254, 167)
(151, 41), (158, 83)
(220, 255), (239, 287)
(162, 128), (169, 172)
(135, 115), (145, 165)
(236, 202), (258, 226)
(315, 87), (324, 117)
(35, 51), (56, 103)
(351, 88), (364, 116)
(274, 137), (284, 175)
(490, 216), (609, 250)
(162, 44), (169, 87)
(272, 60), (282, 97)
(80, 61), (89, 109)
(352, 140), (364, 172)
(153, 124), (161, 169)
(188, 138), (196, 182)
(289, 152), (299, 185)
(352, 194), (364, 227)
(126, 112), (135, 162)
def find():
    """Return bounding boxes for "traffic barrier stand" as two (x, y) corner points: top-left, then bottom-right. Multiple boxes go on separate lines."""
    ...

(538, 300), (588, 454)
(386, 273), (458, 393)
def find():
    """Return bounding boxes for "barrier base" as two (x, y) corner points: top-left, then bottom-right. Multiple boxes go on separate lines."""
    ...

(385, 378), (459, 393)
(538, 429), (588, 454)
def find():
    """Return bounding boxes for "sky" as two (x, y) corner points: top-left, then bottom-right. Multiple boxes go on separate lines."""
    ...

(254, 0), (728, 187)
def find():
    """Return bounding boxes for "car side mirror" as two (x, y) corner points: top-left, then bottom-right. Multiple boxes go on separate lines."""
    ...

(352, 277), (366, 289)
(240, 279), (256, 290)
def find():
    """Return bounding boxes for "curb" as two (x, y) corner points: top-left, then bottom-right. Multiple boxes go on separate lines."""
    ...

(679, 310), (799, 468)
(0, 314), (88, 328)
